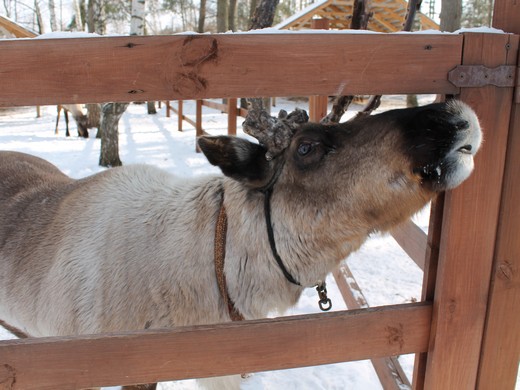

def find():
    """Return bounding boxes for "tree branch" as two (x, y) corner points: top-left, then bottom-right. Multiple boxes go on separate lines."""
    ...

(325, 0), (423, 124)
(403, 0), (422, 32)
(321, 0), (372, 124)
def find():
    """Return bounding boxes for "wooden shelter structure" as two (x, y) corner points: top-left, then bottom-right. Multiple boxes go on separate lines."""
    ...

(274, 0), (439, 32)
(0, 15), (37, 38)
(0, 1), (519, 389)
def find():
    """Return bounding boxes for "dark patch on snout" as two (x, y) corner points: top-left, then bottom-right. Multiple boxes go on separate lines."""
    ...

(396, 104), (465, 179)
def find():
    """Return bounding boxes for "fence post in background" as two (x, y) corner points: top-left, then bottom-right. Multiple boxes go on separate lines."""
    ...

(227, 98), (237, 136)
(177, 100), (183, 132)
(165, 101), (170, 118)
(308, 18), (329, 122)
(195, 100), (203, 152)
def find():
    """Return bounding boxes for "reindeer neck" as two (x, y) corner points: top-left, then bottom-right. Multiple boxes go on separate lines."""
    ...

(221, 180), (365, 318)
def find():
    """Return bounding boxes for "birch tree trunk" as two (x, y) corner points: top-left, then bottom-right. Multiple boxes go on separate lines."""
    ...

(87, 0), (106, 34)
(48, 0), (58, 31)
(73, 0), (84, 31)
(130, 0), (145, 35)
(99, 0), (145, 167)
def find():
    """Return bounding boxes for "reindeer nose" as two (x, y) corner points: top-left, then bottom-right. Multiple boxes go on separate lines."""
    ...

(455, 120), (469, 130)
(457, 144), (473, 154)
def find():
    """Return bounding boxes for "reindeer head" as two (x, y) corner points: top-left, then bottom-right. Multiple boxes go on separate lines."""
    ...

(198, 100), (481, 233)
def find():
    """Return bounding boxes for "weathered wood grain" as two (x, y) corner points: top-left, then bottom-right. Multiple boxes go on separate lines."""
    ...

(422, 32), (520, 390)
(0, 34), (462, 106)
(0, 303), (431, 389)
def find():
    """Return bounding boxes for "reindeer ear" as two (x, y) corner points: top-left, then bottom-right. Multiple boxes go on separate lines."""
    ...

(198, 136), (273, 187)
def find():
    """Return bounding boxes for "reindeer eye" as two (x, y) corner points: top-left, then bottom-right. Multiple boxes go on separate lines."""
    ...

(297, 142), (314, 156)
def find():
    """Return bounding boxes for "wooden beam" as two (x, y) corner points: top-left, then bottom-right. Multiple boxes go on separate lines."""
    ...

(0, 304), (431, 389)
(201, 99), (228, 112)
(477, 77), (520, 390)
(411, 194), (445, 389)
(0, 34), (462, 107)
(334, 266), (412, 390)
(390, 220), (428, 270)
(476, 53), (520, 390)
(422, 32), (519, 390)
(0, 15), (37, 38)
(476, 8), (520, 387)
(492, 0), (520, 35)
(227, 98), (237, 136)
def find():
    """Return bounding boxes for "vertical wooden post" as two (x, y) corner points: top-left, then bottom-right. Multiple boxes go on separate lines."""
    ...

(411, 195), (445, 390)
(476, 4), (520, 387)
(227, 98), (237, 136)
(165, 101), (171, 118)
(421, 32), (518, 390)
(195, 99), (203, 152)
(177, 100), (183, 132)
(477, 58), (520, 390)
(309, 18), (329, 122)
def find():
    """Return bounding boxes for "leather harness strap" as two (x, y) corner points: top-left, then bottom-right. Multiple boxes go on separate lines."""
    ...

(214, 202), (245, 322)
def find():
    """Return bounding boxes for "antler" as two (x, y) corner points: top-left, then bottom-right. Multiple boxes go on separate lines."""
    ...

(243, 102), (309, 160)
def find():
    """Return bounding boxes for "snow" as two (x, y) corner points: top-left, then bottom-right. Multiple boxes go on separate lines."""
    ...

(1, 25), (507, 42)
(0, 97), (516, 389)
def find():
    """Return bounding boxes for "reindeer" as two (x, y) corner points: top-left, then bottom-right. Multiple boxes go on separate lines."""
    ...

(55, 104), (89, 138)
(0, 100), (482, 389)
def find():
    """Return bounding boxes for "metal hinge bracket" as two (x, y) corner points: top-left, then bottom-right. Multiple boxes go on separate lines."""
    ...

(448, 65), (516, 88)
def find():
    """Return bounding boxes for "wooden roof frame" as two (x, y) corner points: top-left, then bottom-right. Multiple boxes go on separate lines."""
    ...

(275, 0), (439, 32)
(0, 15), (37, 38)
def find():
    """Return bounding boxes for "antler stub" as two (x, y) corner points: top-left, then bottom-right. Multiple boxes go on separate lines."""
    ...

(243, 105), (309, 160)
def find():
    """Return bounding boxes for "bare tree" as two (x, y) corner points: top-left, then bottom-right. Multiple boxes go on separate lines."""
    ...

(228, 0), (237, 31)
(322, 0), (423, 124)
(249, 0), (279, 29)
(99, 102), (128, 167)
(48, 0), (58, 31)
(99, 0), (145, 167)
(73, 0), (84, 30)
(33, 0), (45, 34)
(246, 0), (279, 113)
(87, 0), (106, 34)
(197, 0), (206, 32)
(3, 0), (12, 18)
(217, 0), (228, 31)
(440, 0), (462, 31)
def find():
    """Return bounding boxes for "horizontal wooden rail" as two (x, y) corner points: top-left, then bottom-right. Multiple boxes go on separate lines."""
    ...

(0, 33), (462, 107)
(169, 103), (197, 129)
(390, 220), (428, 270)
(333, 265), (412, 389)
(0, 303), (431, 389)
(202, 99), (228, 112)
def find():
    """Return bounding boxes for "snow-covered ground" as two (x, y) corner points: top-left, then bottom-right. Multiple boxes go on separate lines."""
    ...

(0, 97), (511, 389)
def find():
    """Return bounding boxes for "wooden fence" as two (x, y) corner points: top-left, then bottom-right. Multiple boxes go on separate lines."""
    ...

(0, 4), (519, 388)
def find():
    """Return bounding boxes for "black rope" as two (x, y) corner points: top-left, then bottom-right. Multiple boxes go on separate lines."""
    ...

(263, 188), (301, 286)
